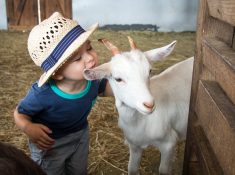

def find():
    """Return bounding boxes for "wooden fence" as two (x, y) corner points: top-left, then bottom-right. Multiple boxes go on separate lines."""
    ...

(6, 0), (72, 30)
(183, 0), (235, 174)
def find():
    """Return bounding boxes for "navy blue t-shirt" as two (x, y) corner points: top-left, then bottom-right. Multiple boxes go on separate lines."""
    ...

(17, 79), (107, 139)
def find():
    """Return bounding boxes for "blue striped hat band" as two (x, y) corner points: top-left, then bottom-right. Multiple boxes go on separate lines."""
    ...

(41, 25), (85, 72)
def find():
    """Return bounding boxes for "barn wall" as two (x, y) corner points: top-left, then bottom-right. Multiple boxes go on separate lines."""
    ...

(0, 0), (7, 29)
(183, 0), (235, 174)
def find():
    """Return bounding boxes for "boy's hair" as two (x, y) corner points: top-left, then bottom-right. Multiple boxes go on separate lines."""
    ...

(0, 142), (46, 175)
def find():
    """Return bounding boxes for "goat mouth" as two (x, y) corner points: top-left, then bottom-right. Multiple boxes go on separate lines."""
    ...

(137, 108), (154, 115)
(136, 103), (155, 115)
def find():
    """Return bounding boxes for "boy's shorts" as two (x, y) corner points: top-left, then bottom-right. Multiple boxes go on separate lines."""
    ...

(29, 126), (89, 175)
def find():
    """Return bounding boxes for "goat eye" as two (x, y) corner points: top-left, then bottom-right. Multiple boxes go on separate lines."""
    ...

(149, 69), (152, 74)
(115, 78), (123, 82)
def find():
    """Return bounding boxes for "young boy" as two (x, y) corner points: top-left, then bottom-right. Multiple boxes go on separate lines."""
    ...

(14, 12), (112, 175)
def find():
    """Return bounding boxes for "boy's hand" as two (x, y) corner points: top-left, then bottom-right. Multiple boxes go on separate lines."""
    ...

(24, 123), (55, 150)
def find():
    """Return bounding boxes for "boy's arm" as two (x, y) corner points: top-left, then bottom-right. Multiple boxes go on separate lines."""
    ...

(14, 109), (55, 150)
(14, 109), (32, 132)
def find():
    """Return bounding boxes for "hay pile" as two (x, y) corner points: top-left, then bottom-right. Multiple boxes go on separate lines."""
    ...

(0, 30), (195, 174)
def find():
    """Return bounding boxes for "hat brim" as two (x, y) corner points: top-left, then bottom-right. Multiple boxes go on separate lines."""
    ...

(38, 23), (99, 87)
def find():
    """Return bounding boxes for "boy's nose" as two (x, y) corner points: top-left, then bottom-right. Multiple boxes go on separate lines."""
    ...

(84, 53), (96, 69)
(84, 53), (94, 63)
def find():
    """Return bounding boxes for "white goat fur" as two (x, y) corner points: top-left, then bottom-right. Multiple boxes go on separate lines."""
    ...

(84, 38), (194, 175)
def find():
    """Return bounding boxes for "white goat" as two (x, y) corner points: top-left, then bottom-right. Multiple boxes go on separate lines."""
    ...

(84, 37), (193, 175)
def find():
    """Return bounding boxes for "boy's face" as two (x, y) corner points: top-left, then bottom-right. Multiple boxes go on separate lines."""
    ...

(54, 40), (98, 81)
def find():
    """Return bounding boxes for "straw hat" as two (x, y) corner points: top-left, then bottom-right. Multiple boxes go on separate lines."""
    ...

(28, 12), (98, 87)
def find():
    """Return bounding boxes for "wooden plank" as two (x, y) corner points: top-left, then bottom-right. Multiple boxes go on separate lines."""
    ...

(190, 0), (233, 109)
(15, 0), (26, 25)
(203, 37), (235, 104)
(190, 0), (209, 108)
(6, 0), (20, 25)
(59, 0), (72, 18)
(201, 65), (215, 81)
(6, 0), (14, 25)
(233, 32), (235, 50)
(193, 125), (223, 175)
(186, 0), (233, 158)
(6, 0), (38, 29)
(196, 80), (235, 174)
(19, 0), (38, 26)
(184, 0), (208, 173)
(188, 162), (202, 175)
(183, 111), (201, 175)
(184, 0), (235, 174)
(207, 0), (235, 26)
(41, 0), (72, 20)
(6, 0), (72, 30)
(183, 111), (223, 175)
(203, 15), (234, 45)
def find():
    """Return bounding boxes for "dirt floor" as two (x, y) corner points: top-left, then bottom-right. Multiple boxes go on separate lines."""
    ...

(0, 29), (195, 175)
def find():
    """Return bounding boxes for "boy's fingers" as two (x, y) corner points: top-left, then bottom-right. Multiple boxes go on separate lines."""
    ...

(39, 125), (55, 141)
(40, 137), (54, 146)
(40, 124), (52, 134)
(36, 141), (52, 150)
(41, 132), (55, 143)
(38, 137), (54, 147)
(37, 138), (53, 147)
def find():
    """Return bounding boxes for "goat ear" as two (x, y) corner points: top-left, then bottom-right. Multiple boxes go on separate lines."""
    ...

(83, 63), (111, 80)
(144, 40), (177, 62)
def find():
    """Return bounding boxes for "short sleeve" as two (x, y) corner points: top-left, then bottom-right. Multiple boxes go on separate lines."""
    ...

(17, 88), (44, 117)
(98, 79), (108, 94)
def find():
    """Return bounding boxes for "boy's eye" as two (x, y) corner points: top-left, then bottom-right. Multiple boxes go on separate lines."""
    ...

(87, 46), (93, 51)
(74, 56), (81, 61)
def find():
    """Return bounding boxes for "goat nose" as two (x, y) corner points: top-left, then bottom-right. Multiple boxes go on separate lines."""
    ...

(143, 101), (155, 110)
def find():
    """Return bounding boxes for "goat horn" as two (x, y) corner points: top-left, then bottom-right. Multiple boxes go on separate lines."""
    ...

(127, 36), (137, 50)
(98, 38), (120, 55)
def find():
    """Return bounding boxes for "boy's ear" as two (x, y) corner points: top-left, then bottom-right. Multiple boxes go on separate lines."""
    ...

(144, 40), (177, 62)
(83, 63), (111, 80)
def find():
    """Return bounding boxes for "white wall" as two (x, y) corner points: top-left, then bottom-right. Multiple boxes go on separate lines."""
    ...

(0, 0), (7, 29)
(73, 0), (198, 32)
(0, 0), (198, 32)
